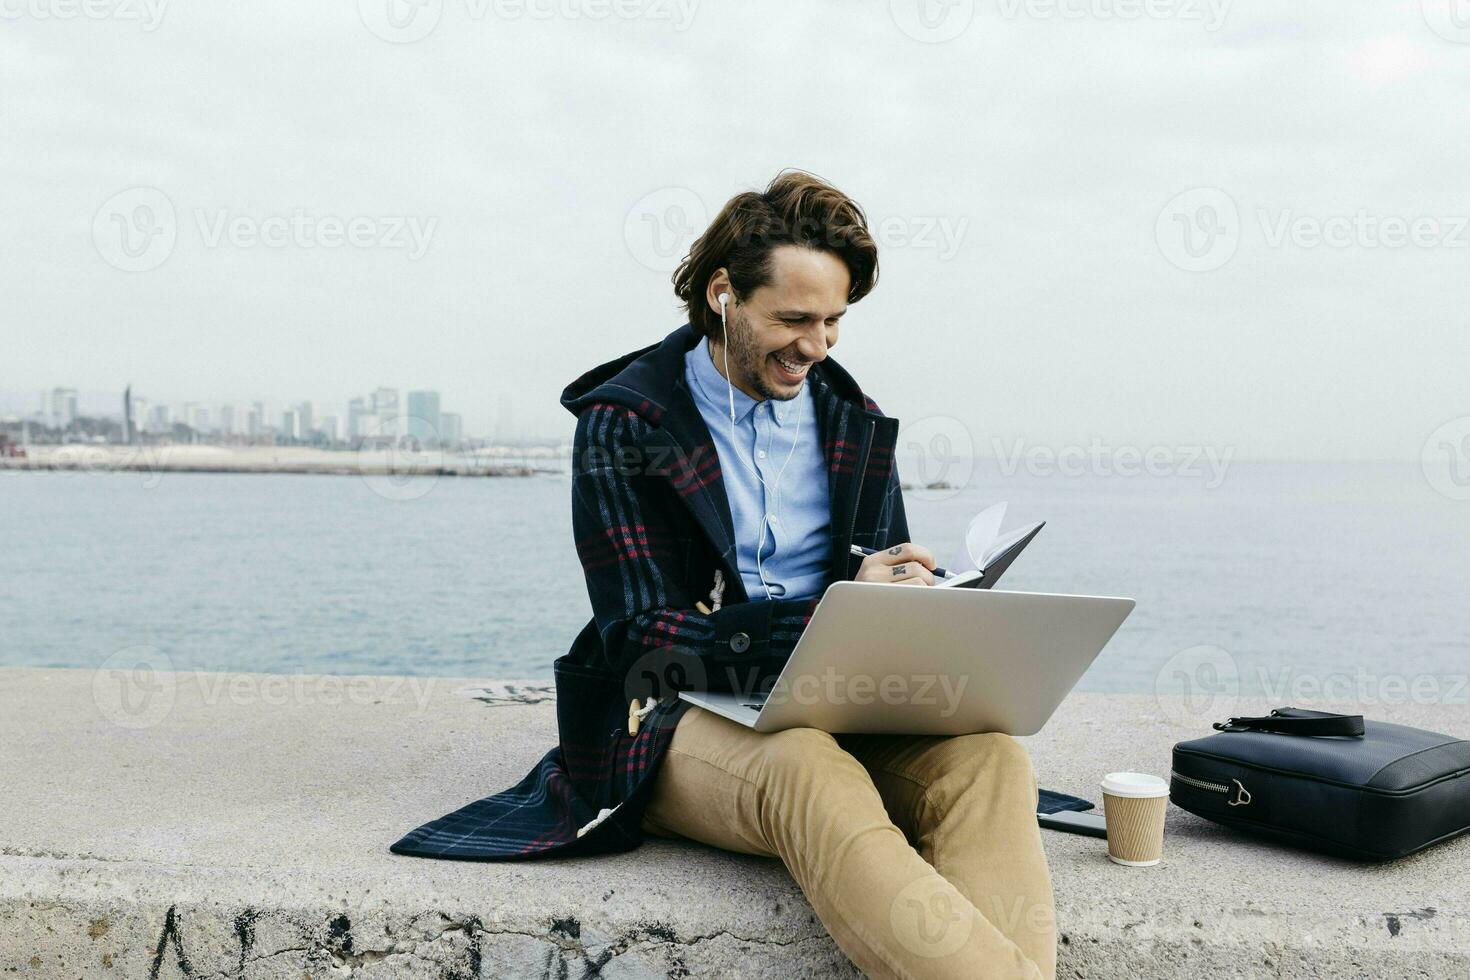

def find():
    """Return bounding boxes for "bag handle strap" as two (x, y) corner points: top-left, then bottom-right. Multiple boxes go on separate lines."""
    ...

(1212, 707), (1365, 737)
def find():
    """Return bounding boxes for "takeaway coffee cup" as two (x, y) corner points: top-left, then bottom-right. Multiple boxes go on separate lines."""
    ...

(1100, 772), (1169, 866)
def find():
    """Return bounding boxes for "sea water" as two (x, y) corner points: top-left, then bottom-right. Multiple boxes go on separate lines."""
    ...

(3, 462), (1467, 703)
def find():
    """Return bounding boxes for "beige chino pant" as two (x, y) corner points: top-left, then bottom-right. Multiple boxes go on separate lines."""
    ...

(641, 706), (1056, 980)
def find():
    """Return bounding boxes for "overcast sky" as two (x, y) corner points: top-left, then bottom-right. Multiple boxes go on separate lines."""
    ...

(5, 0), (1469, 458)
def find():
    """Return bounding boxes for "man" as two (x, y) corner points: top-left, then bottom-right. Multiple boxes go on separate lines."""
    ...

(393, 171), (1056, 980)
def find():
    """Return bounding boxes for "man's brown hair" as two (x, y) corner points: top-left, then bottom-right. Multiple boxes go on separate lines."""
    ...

(673, 171), (879, 339)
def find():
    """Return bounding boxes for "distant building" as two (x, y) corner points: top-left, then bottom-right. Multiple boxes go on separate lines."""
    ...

(440, 412), (463, 447)
(130, 395), (149, 441)
(298, 401), (317, 438)
(406, 391), (441, 445)
(123, 386), (136, 444)
(220, 404), (237, 436)
(320, 414), (340, 443)
(50, 387), (78, 429)
(148, 404), (171, 434)
(347, 397), (368, 439)
(180, 402), (210, 433)
(372, 387), (399, 415)
(354, 413), (383, 443)
(372, 388), (399, 438)
(249, 402), (266, 437)
(280, 409), (300, 440)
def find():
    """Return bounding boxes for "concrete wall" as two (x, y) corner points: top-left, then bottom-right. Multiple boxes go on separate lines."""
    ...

(2, 668), (1466, 977)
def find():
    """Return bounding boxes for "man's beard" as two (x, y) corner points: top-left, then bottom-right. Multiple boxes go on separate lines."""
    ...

(723, 307), (801, 402)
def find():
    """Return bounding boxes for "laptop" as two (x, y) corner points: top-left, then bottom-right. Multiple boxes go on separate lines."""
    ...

(679, 582), (1134, 736)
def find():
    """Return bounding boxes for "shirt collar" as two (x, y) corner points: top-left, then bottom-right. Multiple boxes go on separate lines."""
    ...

(767, 391), (798, 428)
(688, 336), (761, 424)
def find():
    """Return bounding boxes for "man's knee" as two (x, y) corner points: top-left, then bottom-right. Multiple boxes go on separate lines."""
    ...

(760, 726), (840, 765)
(928, 732), (1037, 792)
(904, 733), (1039, 827)
(979, 732), (1035, 772)
(927, 731), (1031, 768)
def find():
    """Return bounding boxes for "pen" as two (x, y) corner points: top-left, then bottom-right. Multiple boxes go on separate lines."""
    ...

(848, 544), (951, 580)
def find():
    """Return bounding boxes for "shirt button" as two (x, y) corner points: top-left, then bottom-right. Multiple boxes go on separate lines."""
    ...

(757, 450), (767, 459)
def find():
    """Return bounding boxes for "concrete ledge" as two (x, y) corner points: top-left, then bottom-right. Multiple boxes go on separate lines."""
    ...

(2, 667), (1467, 978)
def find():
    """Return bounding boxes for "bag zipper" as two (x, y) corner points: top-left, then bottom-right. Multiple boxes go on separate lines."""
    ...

(1171, 770), (1252, 806)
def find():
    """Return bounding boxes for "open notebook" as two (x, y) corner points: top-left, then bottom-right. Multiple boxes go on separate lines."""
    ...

(936, 502), (1044, 589)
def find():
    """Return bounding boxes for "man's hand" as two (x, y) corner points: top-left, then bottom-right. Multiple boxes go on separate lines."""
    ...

(855, 542), (937, 586)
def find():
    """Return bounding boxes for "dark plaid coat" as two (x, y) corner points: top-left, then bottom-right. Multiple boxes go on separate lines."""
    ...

(390, 323), (907, 860)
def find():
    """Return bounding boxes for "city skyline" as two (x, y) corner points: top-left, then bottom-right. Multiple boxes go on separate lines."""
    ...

(4, 384), (498, 447)
(0, 385), (537, 442)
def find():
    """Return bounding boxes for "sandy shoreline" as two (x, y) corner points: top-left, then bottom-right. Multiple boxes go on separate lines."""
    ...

(0, 444), (552, 477)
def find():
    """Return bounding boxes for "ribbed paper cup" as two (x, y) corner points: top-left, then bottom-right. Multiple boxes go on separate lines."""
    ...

(1100, 772), (1169, 867)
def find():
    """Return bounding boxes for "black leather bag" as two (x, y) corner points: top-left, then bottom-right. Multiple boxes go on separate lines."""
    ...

(1170, 707), (1470, 861)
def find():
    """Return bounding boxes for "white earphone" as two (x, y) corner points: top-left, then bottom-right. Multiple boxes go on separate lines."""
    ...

(717, 288), (804, 601)
(718, 292), (734, 423)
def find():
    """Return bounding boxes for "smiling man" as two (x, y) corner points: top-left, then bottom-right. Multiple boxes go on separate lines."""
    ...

(392, 172), (1057, 980)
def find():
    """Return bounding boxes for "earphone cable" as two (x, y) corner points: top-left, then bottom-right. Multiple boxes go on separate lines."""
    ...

(720, 294), (805, 601)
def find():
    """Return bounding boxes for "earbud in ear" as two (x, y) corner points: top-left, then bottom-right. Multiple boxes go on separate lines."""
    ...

(718, 292), (730, 311)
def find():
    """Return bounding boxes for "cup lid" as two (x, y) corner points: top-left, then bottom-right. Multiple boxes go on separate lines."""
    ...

(1101, 771), (1169, 798)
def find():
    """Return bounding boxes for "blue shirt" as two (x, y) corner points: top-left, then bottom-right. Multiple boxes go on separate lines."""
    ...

(683, 336), (831, 601)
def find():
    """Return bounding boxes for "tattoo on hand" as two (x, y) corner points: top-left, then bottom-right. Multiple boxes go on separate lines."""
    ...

(888, 546), (903, 556)
(892, 564), (907, 577)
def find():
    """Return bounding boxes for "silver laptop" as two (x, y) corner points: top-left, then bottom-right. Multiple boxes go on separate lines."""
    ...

(680, 582), (1134, 736)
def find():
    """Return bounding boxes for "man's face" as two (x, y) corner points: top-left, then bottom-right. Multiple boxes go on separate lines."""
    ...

(710, 245), (849, 402)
